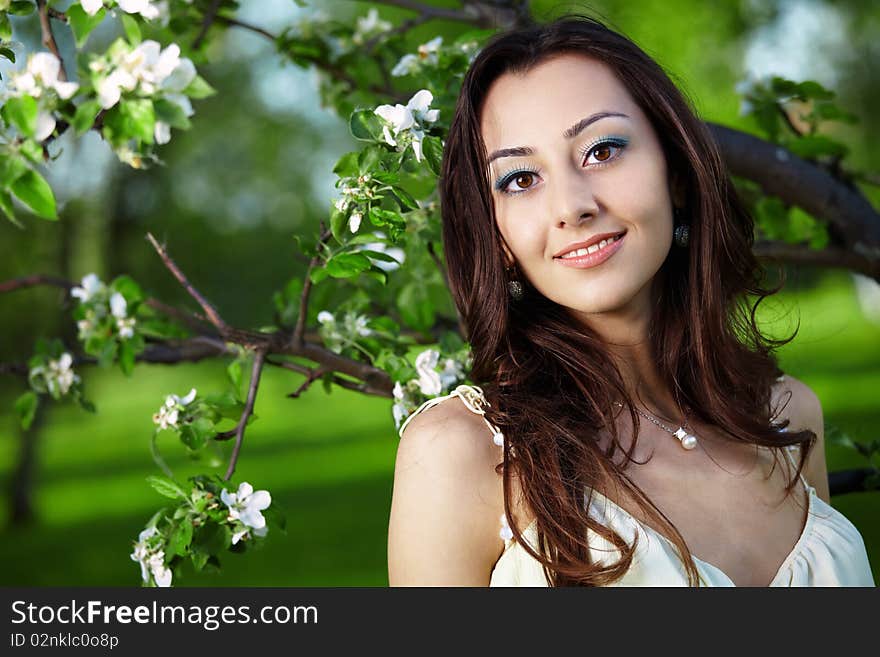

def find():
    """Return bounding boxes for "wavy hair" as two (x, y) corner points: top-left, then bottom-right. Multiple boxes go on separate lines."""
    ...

(438, 14), (815, 586)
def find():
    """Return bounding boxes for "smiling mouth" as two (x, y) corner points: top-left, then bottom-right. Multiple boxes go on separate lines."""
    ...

(554, 231), (626, 269)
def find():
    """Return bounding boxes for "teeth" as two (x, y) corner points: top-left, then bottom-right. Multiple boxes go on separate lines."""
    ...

(560, 234), (621, 259)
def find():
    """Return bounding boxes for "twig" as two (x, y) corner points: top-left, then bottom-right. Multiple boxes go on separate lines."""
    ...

(0, 274), (72, 294)
(213, 15), (276, 41)
(36, 0), (67, 81)
(146, 232), (229, 333)
(192, 0), (224, 50)
(292, 224), (332, 349)
(224, 349), (266, 481)
(287, 366), (327, 398)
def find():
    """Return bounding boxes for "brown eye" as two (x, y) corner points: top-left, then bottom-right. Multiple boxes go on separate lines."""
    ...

(593, 145), (612, 162)
(515, 173), (534, 189)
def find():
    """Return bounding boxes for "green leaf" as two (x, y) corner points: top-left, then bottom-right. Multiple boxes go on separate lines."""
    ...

(333, 151), (360, 178)
(183, 75), (216, 99)
(0, 13), (12, 41)
(2, 95), (39, 138)
(357, 147), (382, 173)
(192, 522), (230, 555)
(15, 391), (38, 430)
(325, 252), (372, 278)
(398, 281), (435, 332)
(111, 274), (144, 304)
(350, 109), (383, 142)
(227, 359), (243, 396)
(357, 249), (401, 264)
(0, 190), (21, 227)
(10, 169), (57, 220)
(121, 13), (142, 45)
(67, 4), (106, 47)
(0, 47), (15, 64)
(72, 100), (102, 136)
(154, 98), (192, 130)
(168, 520), (194, 558)
(191, 550), (209, 572)
(119, 339), (136, 376)
(122, 99), (156, 144)
(329, 206), (348, 243)
(785, 135), (848, 159)
(147, 475), (188, 500)
(391, 185), (420, 211)
(179, 424), (207, 451)
(422, 136), (443, 175)
(8, 1), (35, 15)
(0, 154), (27, 187)
(309, 266), (331, 284)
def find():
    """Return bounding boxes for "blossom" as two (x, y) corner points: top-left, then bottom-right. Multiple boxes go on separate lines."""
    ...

(152, 388), (196, 430)
(317, 311), (334, 325)
(30, 352), (80, 399)
(391, 36), (442, 76)
(392, 381), (411, 429)
(414, 349), (442, 396)
(94, 39), (196, 110)
(374, 89), (439, 162)
(349, 211), (363, 233)
(221, 482), (272, 531)
(71, 273), (105, 303)
(80, 0), (104, 14)
(117, 0), (164, 20)
(130, 526), (172, 587)
(352, 8), (392, 46)
(5, 52), (79, 141)
(110, 292), (136, 339)
(231, 524), (268, 546)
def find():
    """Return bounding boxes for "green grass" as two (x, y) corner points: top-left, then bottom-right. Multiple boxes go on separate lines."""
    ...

(0, 270), (877, 586)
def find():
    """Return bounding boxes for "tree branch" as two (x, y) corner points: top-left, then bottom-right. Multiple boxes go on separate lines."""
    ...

(224, 349), (266, 481)
(707, 123), (880, 262)
(35, 0), (67, 81)
(192, 0), (224, 50)
(146, 232), (229, 333)
(754, 241), (880, 280)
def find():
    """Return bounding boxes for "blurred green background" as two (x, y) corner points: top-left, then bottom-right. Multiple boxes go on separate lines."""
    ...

(1, 0), (878, 585)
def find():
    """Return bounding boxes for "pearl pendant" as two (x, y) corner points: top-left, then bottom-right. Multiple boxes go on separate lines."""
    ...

(674, 427), (698, 450)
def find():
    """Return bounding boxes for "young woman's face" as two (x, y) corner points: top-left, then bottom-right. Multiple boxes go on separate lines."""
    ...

(480, 53), (677, 325)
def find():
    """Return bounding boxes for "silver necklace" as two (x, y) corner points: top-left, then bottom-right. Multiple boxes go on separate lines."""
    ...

(614, 402), (699, 451)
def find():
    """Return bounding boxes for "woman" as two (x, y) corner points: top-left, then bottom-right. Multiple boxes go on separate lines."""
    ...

(387, 15), (875, 586)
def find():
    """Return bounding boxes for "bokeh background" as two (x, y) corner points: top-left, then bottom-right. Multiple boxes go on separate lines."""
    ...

(1, 0), (878, 585)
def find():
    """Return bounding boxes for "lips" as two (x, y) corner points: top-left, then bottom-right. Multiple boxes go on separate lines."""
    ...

(553, 230), (627, 259)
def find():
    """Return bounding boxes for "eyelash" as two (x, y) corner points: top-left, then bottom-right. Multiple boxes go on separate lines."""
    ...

(495, 136), (629, 196)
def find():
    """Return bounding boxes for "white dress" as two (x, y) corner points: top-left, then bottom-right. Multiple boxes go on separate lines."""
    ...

(398, 384), (876, 587)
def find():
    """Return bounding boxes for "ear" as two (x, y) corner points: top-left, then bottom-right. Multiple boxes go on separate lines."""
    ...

(500, 240), (515, 269)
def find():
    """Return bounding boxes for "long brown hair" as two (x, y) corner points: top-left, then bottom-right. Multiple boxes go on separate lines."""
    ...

(438, 14), (815, 586)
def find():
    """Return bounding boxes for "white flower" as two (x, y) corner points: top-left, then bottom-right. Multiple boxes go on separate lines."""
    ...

(71, 273), (104, 302)
(414, 349), (442, 396)
(317, 311), (334, 325)
(349, 212), (363, 233)
(130, 525), (171, 586)
(9, 52), (79, 100)
(221, 482), (272, 531)
(117, 0), (162, 20)
(110, 292), (127, 318)
(334, 197), (350, 212)
(148, 551), (172, 587)
(117, 316), (136, 339)
(80, 0), (104, 15)
(374, 90), (439, 162)
(391, 36), (442, 76)
(439, 357), (464, 390)
(353, 8), (391, 45)
(152, 388), (196, 429)
(231, 524), (268, 545)
(391, 381), (413, 429)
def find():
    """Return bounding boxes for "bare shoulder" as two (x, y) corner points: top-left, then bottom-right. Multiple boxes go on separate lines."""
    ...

(771, 374), (830, 502)
(388, 395), (505, 585)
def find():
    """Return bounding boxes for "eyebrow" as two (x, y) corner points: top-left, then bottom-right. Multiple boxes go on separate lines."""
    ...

(486, 111), (630, 165)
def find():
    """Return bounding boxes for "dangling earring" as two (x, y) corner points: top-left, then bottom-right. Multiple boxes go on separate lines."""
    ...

(673, 206), (690, 248)
(506, 265), (523, 301)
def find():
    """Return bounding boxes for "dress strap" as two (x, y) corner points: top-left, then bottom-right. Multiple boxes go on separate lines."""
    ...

(782, 443), (813, 493)
(396, 384), (514, 547)
(397, 384), (505, 447)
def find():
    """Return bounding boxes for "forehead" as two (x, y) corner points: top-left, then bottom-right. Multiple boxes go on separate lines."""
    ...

(480, 53), (640, 151)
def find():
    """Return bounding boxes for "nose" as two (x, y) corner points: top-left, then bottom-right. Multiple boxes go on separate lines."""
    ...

(549, 164), (599, 228)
